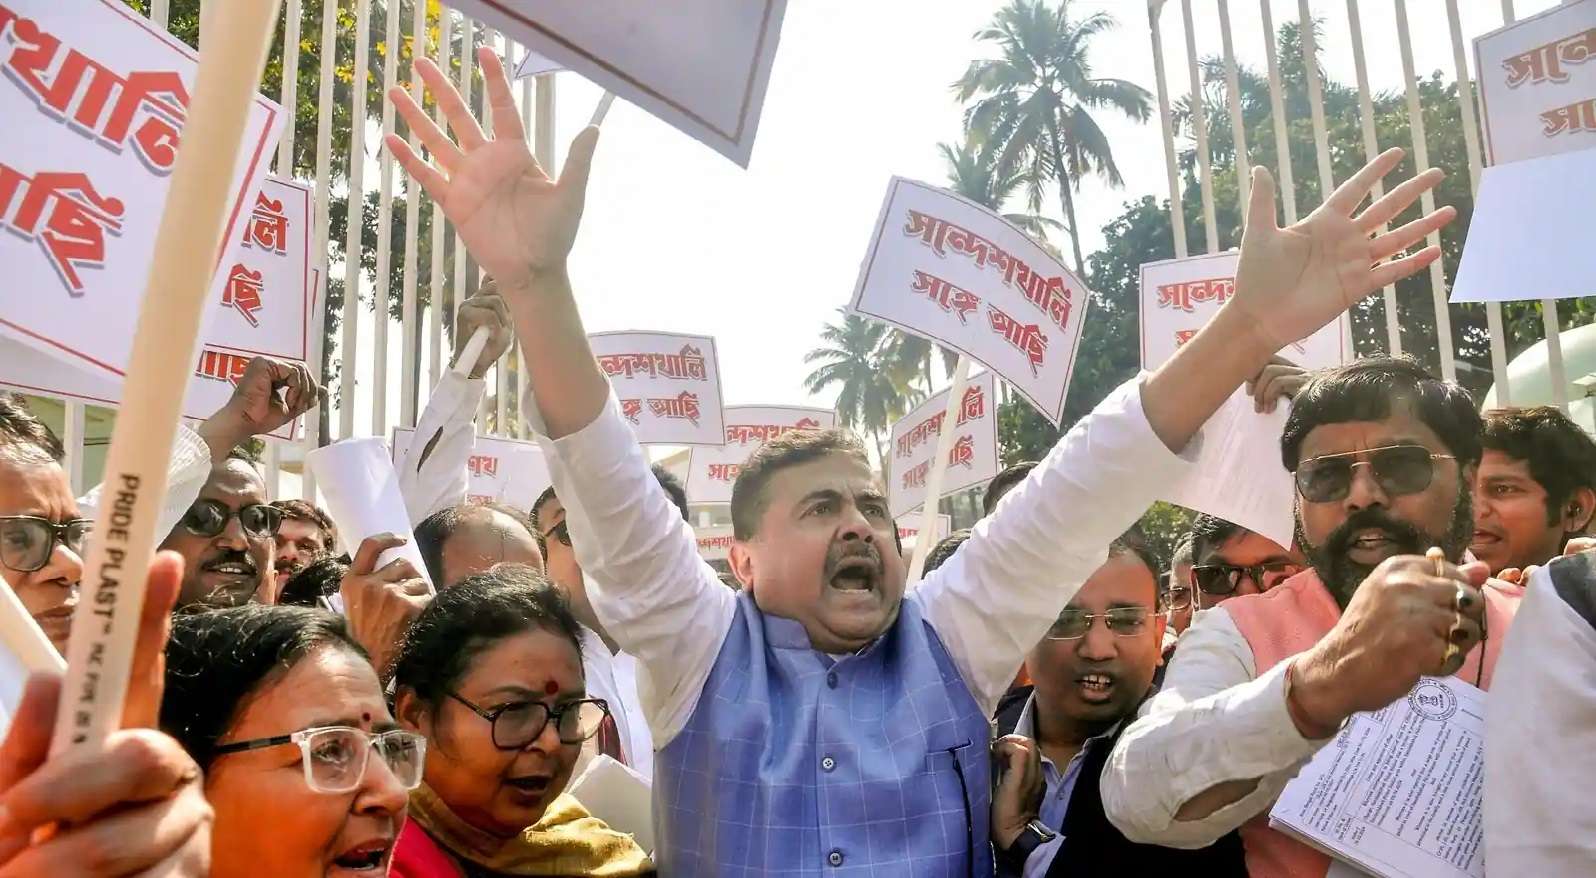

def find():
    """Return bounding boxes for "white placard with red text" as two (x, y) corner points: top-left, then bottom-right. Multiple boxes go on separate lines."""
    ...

(1475, 0), (1596, 167)
(1139, 252), (1345, 372)
(0, 177), (316, 441)
(685, 405), (836, 505)
(0, 0), (282, 379)
(895, 512), (950, 547)
(590, 331), (725, 446)
(445, 0), (786, 166)
(391, 428), (551, 512)
(696, 524), (734, 562)
(849, 178), (1088, 426)
(886, 370), (999, 519)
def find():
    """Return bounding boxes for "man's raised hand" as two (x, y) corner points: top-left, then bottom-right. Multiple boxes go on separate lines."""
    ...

(386, 47), (598, 294)
(1232, 147), (1457, 353)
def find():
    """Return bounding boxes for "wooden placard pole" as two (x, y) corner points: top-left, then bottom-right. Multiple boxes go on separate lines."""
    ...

(906, 355), (971, 582)
(51, 0), (283, 754)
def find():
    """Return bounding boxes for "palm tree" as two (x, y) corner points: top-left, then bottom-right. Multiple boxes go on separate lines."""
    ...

(803, 309), (921, 460)
(955, 0), (1151, 277)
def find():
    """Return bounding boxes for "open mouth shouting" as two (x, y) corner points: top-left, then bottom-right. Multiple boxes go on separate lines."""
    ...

(503, 771), (557, 807)
(1075, 671), (1118, 704)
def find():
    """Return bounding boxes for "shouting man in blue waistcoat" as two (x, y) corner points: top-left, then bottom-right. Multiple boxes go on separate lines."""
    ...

(388, 47), (1457, 877)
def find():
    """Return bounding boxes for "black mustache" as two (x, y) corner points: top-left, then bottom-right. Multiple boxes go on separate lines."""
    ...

(824, 541), (882, 579)
(1326, 508), (1426, 557)
(201, 550), (257, 573)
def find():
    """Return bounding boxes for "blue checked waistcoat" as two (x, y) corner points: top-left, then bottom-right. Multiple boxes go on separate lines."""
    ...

(654, 590), (994, 877)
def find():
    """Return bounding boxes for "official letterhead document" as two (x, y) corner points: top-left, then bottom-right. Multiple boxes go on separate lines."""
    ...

(1269, 676), (1486, 878)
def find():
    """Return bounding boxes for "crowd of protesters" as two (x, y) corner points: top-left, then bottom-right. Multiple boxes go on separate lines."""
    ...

(0, 46), (1590, 878)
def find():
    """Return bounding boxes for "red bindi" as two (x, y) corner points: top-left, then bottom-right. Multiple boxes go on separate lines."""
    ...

(544, 680), (559, 696)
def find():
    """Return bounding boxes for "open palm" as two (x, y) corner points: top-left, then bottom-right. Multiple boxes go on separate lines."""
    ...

(386, 48), (598, 289)
(1233, 147), (1455, 351)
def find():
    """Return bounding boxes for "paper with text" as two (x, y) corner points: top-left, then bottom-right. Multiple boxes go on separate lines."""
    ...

(589, 331), (725, 445)
(1270, 676), (1486, 878)
(1474, 0), (1596, 167)
(685, 405), (835, 505)
(886, 371), (999, 518)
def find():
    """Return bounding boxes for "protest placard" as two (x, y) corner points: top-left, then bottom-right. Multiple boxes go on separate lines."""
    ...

(1139, 252), (1345, 371)
(685, 405), (836, 505)
(0, 0), (282, 380)
(895, 512), (950, 548)
(308, 438), (433, 592)
(696, 524), (735, 562)
(589, 330), (725, 445)
(1453, 149), (1596, 303)
(0, 179), (317, 440)
(391, 427), (551, 511)
(1474, 0), (1596, 167)
(886, 370), (999, 519)
(444, 0), (786, 166)
(849, 178), (1088, 426)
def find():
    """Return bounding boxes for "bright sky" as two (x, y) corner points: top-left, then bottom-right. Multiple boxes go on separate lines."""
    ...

(341, 0), (1566, 440)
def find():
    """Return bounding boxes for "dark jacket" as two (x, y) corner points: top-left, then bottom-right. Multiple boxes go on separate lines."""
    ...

(993, 685), (1247, 878)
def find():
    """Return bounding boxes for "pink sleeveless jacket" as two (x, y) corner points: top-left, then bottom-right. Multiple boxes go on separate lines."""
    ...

(1221, 568), (1521, 878)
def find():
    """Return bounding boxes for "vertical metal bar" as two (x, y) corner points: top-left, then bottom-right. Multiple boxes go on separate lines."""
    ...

(1393, 0), (1458, 382)
(1180, 0), (1219, 253)
(1295, 0), (1335, 202)
(494, 35), (510, 437)
(1216, 0), (1251, 218)
(1258, 0), (1298, 224)
(1445, 0), (1509, 400)
(63, 403), (85, 496)
(1501, 0), (1569, 406)
(1346, 0), (1403, 357)
(451, 18), (475, 373)
(1148, 1), (1188, 258)
(400, 0), (424, 427)
(515, 61), (532, 439)
(306, 0), (338, 501)
(151, 0), (169, 29)
(373, 0), (399, 438)
(276, 0), (300, 175)
(340, 0), (371, 438)
(428, 12), (450, 391)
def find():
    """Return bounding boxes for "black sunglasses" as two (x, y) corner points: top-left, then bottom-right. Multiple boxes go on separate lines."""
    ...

(179, 499), (283, 539)
(1294, 444), (1456, 504)
(448, 691), (608, 750)
(0, 515), (92, 573)
(1191, 561), (1303, 596)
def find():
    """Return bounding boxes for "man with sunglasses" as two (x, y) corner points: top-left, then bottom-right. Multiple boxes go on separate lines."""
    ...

(160, 447), (284, 609)
(1105, 358), (1521, 878)
(1187, 514), (1305, 611)
(991, 529), (1245, 876)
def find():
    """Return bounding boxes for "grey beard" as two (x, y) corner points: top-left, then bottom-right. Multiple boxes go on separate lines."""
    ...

(1296, 480), (1474, 608)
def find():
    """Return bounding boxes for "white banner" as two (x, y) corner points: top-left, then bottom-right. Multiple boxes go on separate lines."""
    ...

(0, 0), (282, 379)
(589, 330), (725, 446)
(895, 512), (950, 547)
(685, 405), (835, 505)
(0, 178), (317, 441)
(445, 0), (786, 166)
(1475, 0), (1596, 167)
(391, 427), (551, 512)
(886, 370), (999, 519)
(849, 178), (1088, 426)
(695, 524), (734, 562)
(1139, 252), (1345, 372)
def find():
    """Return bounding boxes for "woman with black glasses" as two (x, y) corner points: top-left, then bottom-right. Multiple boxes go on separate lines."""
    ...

(161, 604), (423, 877)
(389, 565), (652, 877)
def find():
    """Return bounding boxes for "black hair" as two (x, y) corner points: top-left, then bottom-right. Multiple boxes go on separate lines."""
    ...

(923, 529), (972, 574)
(1482, 406), (1596, 523)
(277, 556), (348, 607)
(413, 501), (538, 587)
(161, 604), (367, 770)
(651, 463), (690, 522)
(983, 461), (1038, 516)
(1189, 513), (1246, 564)
(1280, 357), (1482, 471)
(272, 499), (340, 552)
(391, 564), (583, 712)
(1108, 524), (1162, 609)
(0, 393), (63, 464)
(730, 429), (870, 540)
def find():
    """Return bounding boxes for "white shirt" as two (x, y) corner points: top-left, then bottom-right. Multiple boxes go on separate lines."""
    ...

(1101, 604), (1328, 848)
(523, 377), (1199, 747)
(395, 370), (487, 526)
(574, 624), (654, 783)
(1485, 559), (1596, 873)
(78, 424), (211, 540)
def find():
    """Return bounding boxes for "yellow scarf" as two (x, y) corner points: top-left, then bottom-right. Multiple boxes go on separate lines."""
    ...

(408, 784), (652, 877)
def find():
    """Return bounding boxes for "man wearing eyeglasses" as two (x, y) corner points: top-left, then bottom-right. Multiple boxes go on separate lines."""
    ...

(1187, 514), (1305, 611)
(1104, 358), (1522, 878)
(990, 528), (1245, 876)
(1163, 537), (1196, 635)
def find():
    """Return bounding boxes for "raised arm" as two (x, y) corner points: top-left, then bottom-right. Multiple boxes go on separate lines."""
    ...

(919, 149), (1457, 712)
(386, 49), (734, 745)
